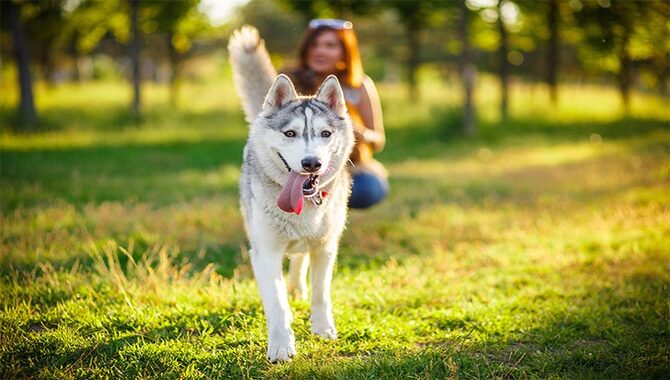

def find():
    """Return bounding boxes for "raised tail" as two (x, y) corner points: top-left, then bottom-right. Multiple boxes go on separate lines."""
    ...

(227, 26), (277, 124)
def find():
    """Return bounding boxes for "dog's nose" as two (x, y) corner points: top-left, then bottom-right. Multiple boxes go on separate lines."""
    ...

(301, 157), (322, 172)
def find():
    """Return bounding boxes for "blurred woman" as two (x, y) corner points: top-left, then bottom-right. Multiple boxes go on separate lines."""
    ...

(283, 19), (388, 209)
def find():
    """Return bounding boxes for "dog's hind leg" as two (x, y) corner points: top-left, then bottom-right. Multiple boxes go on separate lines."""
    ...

(309, 239), (338, 340)
(287, 254), (310, 301)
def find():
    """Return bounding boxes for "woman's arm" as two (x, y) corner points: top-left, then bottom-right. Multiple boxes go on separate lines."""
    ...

(355, 76), (386, 152)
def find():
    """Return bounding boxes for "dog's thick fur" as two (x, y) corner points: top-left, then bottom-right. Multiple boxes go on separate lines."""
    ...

(228, 26), (355, 362)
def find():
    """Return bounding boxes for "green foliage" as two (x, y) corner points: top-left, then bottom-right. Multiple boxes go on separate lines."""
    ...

(170, 4), (213, 54)
(1, 77), (669, 378)
(63, 0), (131, 53)
(384, 0), (436, 28)
(91, 55), (123, 80)
(574, 0), (669, 75)
(21, 1), (67, 54)
(141, 0), (208, 54)
(278, 0), (378, 20)
(235, 0), (305, 57)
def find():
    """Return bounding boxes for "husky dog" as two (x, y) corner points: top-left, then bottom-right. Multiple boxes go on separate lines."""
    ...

(228, 27), (355, 362)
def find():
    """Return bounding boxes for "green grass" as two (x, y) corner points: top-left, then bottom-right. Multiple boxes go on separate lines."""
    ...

(1, 77), (669, 379)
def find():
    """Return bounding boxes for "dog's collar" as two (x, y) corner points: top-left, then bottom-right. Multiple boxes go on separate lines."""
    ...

(277, 152), (291, 173)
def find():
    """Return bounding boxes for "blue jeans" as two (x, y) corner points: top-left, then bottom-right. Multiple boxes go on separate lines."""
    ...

(349, 172), (389, 209)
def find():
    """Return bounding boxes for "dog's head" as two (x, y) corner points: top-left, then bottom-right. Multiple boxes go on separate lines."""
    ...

(252, 74), (355, 188)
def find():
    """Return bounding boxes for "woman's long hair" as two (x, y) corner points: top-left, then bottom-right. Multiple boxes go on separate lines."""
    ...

(289, 25), (364, 94)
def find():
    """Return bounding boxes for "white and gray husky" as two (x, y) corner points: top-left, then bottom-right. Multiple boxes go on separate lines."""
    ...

(228, 27), (355, 362)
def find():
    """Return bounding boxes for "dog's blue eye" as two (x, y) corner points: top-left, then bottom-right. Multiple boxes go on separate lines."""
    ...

(321, 131), (332, 138)
(284, 130), (296, 138)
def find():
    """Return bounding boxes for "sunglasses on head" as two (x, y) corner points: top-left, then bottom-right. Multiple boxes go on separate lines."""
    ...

(309, 19), (353, 30)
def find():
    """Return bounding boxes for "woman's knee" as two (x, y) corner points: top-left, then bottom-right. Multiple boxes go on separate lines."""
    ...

(349, 172), (389, 209)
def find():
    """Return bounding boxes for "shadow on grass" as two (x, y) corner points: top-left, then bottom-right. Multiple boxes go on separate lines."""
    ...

(380, 111), (668, 163)
(1, 137), (246, 210)
(0, 103), (246, 133)
(1, 104), (249, 210)
(0, 303), (268, 379)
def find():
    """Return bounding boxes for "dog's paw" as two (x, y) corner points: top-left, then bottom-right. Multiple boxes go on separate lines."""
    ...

(310, 309), (336, 339)
(311, 325), (337, 340)
(267, 341), (296, 363)
(267, 330), (296, 363)
(228, 26), (261, 54)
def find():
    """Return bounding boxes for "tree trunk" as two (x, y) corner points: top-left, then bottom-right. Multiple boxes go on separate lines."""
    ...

(656, 64), (669, 97)
(40, 45), (55, 88)
(619, 30), (632, 115)
(497, 0), (509, 120)
(405, 19), (420, 101)
(459, 0), (476, 136)
(546, 0), (559, 105)
(166, 31), (181, 107)
(69, 34), (81, 82)
(8, 1), (38, 129)
(130, 0), (142, 120)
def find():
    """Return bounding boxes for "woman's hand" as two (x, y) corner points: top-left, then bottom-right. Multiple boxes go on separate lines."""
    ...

(354, 126), (379, 146)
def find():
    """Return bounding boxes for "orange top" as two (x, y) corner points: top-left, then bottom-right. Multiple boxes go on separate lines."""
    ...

(342, 76), (385, 164)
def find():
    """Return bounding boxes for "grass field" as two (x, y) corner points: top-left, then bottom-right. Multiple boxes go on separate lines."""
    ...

(1, 77), (669, 379)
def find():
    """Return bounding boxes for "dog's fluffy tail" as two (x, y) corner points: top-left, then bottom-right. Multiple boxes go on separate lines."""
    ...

(228, 26), (277, 124)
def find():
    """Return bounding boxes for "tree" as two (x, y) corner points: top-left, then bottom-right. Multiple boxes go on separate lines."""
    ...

(458, 0), (476, 135)
(2, 0), (38, 128)
(497, 0), (509, 120)
(467, 0), (520, 120)
(385, 1), (435, 100)
(574, 1), (669, 114)
(147, 0), (204, 106)
(278, 0), (318, 22)
(279, 0), (376, 23)
(514, 0), (568, 106)
(238, 0), (304, 57)
(130, 0), (141, 119)
(63, 0), (208, 108)
(546, 0), (559, 105)
(61, 0), (136, 114)
(23, 0), (67, 87)
(61, 0), (130, 81)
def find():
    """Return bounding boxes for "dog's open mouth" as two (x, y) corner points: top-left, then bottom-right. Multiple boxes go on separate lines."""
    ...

(277, 172), (320, 215)
(302, 174), (319, 197)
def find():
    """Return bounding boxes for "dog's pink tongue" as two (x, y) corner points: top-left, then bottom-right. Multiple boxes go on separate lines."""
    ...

(277, 171), (308, 214)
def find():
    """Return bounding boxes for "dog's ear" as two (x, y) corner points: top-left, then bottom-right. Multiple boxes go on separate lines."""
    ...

(263, 74), (298, 110)
(315, 75), (347, 116)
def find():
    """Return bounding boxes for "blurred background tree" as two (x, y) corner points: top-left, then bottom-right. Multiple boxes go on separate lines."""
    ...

(574, 0), (669, 114)
(144, 0), (208, 106)
(1, 0), (668, 131)
(383, 0), (436, 101)
(457, 0), (476, 136)
(2, 0), (41, 128)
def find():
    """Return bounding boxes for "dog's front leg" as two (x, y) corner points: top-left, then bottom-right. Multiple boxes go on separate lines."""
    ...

(250, 241), (295, 362)
(309, 238), (338, 339)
